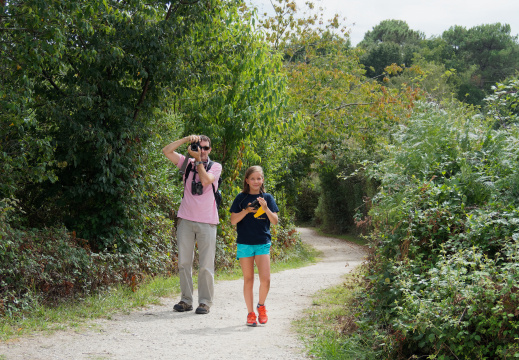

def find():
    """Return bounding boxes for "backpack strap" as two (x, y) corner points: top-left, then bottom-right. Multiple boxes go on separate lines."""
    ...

(179, 152), (190, 175)
(183, 161), (194, 187)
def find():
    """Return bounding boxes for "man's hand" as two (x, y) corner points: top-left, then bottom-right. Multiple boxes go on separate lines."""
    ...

(186, 135), (199, 144)
(186, 135), (201, 161)
(163, 135), (198, 165)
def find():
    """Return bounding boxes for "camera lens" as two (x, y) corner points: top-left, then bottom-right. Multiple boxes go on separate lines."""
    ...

(250, 199), (260, 210)
(190, 142), (200, 151)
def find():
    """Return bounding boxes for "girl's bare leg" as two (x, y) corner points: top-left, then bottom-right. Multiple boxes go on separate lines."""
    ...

(239, 256), (255, 313)
(254, 254), (271, 305)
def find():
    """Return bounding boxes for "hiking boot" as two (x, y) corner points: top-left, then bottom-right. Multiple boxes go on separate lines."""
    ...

(173, 301), (193, 312)
(257, 304), (268, 324)
(247, 312), (257, 327)
(195, 303), (210, 314)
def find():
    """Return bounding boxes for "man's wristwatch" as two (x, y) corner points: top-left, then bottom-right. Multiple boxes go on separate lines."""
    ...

(194, 161), (204, 166)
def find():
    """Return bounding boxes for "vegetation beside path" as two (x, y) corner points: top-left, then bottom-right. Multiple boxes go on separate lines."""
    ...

(3, 1), (519, 359)
(0, 236), (316, 342)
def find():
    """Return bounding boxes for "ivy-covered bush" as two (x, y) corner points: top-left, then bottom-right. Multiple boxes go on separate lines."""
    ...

(359, 99), (519, 359)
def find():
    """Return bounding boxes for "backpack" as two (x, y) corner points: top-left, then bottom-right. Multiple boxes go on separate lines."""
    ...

(183, 160), (222, 209)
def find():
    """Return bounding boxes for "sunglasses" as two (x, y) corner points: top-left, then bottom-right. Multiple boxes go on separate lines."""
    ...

(200, 146), (211, 151)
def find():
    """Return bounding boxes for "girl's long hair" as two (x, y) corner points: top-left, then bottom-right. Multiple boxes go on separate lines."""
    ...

(242, 166), (265, 194)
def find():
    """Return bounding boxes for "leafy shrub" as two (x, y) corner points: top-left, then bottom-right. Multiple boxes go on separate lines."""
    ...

(389, 246), (519, 358)
(358, 100), (519, 359)
(0, 223), (174, 317)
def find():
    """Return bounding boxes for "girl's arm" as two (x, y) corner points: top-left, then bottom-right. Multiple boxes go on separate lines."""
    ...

(230, 207), (253, 225)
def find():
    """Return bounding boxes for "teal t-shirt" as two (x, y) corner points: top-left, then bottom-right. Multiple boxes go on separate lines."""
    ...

(229, 192), (279, 245)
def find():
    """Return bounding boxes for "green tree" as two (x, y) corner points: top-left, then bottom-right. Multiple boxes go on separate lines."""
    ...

(0, 0), (285, 250)
(360, 19), (424, 45)
(255, 2), (421, 230)
(358, 19), (425, 78)
(442, 23), (519, 105)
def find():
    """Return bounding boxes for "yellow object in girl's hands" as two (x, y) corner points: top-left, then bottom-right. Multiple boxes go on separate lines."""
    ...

(254, 206), (265, 218)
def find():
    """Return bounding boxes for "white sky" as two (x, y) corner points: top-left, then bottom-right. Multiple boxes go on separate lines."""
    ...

(248, 0), (519, 46)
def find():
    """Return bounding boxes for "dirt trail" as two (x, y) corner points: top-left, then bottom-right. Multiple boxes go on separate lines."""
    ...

(0, 228), (366, 360)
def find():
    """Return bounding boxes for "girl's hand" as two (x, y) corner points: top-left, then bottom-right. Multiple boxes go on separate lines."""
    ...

(257, 197), (268, 210)
(245, 203), (257, 214)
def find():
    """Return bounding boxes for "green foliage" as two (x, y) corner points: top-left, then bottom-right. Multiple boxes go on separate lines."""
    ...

(253, 2), (423, 234)
(359, 19), (424, 79)
(0, 114), (58, 202)
(386, 60), (457, 102)
(0, 0), (288, 264)
(360, 20), (424, 45)
(485, 78), (519, 129)
(293, 176), (320, 224)
(385, 246), (519, 358)
(179, 20), (288, 168)
(358, 99), (519, 359)
(359, 20), (519, 107)
(441, 23), (519, 105)
(255, 0), (350, 54)
(0, 225), (140, 316)
(360, 41), (404, 79)
(1, 0), (285, 250)
(0, 0), (302, 319)
(2, 0), (218, 247)
(315, 155), (375, 234)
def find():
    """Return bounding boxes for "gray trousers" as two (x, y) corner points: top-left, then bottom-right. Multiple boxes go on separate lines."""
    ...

(176, 218), (217, 307)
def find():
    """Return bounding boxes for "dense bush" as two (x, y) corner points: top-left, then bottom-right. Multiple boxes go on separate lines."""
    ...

(358, 99), (519, 359)
(0, 196), (301, 318)
(0, 224), (144, 316)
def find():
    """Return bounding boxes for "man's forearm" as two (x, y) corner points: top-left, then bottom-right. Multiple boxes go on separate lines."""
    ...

(196, 162), (216, 187)
(163, 137), (189, 154)
(162, 136), (189, 165)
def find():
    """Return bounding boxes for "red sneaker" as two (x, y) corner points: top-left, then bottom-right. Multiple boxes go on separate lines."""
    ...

(257, 305), (268, 324)
(247, 312), (257, 327)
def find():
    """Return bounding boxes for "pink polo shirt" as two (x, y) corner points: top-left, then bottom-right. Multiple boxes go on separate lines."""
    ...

(176, 155), (221, 225)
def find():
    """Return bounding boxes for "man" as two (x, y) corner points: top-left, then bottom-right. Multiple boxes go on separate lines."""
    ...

(162, 135), (222, 314)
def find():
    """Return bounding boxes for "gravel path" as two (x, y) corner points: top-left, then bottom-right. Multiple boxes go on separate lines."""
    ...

(0, 227), (367, 360)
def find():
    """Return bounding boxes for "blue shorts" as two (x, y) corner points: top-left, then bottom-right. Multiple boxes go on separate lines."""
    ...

(236, 243), (271, 259)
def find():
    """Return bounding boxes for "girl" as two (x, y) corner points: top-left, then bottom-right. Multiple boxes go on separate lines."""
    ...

(230, 166), (279, 326)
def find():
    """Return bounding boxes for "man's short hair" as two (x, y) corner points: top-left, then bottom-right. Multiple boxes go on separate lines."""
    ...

(200, 135), (211, 148)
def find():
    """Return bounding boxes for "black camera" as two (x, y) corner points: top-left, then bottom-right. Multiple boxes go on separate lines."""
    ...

(191, 180), (203, 195)
(249, 199), (261, 210)
(190, 141), (200, 151)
